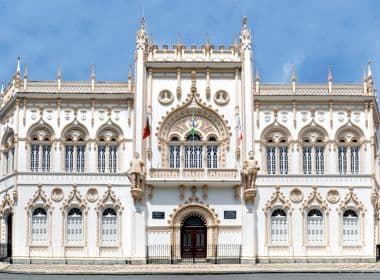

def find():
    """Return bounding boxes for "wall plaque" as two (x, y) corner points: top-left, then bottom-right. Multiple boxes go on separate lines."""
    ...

(152, 211), (165, 219)
(224, 210), (237, 219)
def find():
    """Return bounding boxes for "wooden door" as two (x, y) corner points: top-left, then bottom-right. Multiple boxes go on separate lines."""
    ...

(181, 216), (207, 259)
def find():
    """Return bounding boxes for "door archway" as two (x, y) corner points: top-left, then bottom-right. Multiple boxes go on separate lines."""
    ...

(5, 213), (12, 259)
(181, 215), (207, 258)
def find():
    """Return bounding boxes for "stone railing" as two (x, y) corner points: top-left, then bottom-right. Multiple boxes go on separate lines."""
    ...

(148, 168), (240, 181)
(258, 84), (366, 96)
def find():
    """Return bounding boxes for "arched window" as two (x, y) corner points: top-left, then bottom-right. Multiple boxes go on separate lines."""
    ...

(96, 127), (121, 173)
(300, 129), (326, 175)
(337, 129), (361, 175)
(31, 207), (47, 243)
(307, 209), (324, 243)
(271, 209), (288, 243)
(63, 127), (87, 173)
(263, 129), (289, 175)
(169, 136), (181, 168)
(206, 136), (218, 169)
(185, 133), (203, 168)
(67, 208), (83, 243)
(342, 209), (359, 243)
(29, 127), (52, 172)
(101, 208), (117, 244)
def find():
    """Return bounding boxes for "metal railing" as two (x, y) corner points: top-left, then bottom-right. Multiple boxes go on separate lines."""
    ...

(146, 244), (241, 264)
(0, 243), (9, 260)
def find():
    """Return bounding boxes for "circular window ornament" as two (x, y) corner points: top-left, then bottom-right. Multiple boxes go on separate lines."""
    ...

(158, 90), (174, 105)
(289, 187), (303, 203)
(214, 90), (230, 105)
(326, 189), (340, 204)
(86, 188), (99, 203)
(51, 188), (64, 202)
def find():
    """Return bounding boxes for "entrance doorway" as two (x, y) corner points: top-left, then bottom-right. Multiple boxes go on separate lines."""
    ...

(181, 215), (207, 259)
(6, 213), (12, 258)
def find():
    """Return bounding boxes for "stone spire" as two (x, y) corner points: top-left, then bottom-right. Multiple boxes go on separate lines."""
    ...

(255, 69), (260, 94)
(136, 17), (148, 51)
(57, 65), (62, 91)
(291, 66), (296, 93)
(328, 65), (333, 94)
(91, 64), (96, 91)
(1, 81), (4, 96)
(128, 64), (133, 91)
(16, 57), (21, 74)
(240, 16), (251, 51)
(23, 64), (28, 89)
(367, 60), (374, 95)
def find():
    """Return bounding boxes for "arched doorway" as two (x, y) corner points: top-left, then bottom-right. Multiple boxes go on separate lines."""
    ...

(181, 215), (207, 259)
(6, 213), (12, 259)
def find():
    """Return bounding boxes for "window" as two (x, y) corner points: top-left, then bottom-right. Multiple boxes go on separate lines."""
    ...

(271, 209), (288, 243)
(101, 208), (117, 244)
(42, 145), (51, 172)
(77, 145), (85, 172)
(29, 128), (52, 172)
(315, 147), (324, 175)
(343, 210), (359, 243)
(266, 147), (276, 175)
(67, 208), (83, 243)
(31, 144), (39, 172)
(303, 147), (312, 175)
(98, 145), (106, 173)
(307, 209), (324, 243)
(63, 127), (88, 173)
(184, 134), (203, 169)
(338, 146), (347, 175)
(351, 147), (359, 174)
(31, 208), (47, 243)
(65, 145), (74, 172)
(279, 147), (288, 175)
(169, 145), (180, 168)
(96, 128), (120, 173)
(206, 137), (218, 168)
(109, 145), (117, 173)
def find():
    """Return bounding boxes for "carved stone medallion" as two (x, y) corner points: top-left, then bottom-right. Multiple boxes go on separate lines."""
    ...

(326, 189), (340, 204)
(289, 187), (304, 203)
(86, 188), (99, 202)
(51, 188), (64, 202)
(158, 90), (174, 105)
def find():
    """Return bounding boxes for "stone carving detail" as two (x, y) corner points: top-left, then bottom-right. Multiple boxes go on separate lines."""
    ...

(51, 188), (64, 202)
(301, 186), (329, 213)
(80, 111), (87, 121)
(326, 189), (340, 204)
(86, 188), (99, 203)
(338, 187), (365, 214)
(127, 152), (145, 202)
(289, 188), (304, 203)
(338, 112), (345, 122)
(264, 112), (271, 122)
(64, 110), (71, 121)
(99, 111), (105, 121)
(241, 151), (260, 203)
(27, 185), (53, 210)
(281, 112), (288, 123)
(233, 185), (241, 200)
(214, 90), (229, 105)
(301, 112), (308, 122)
(263, 186), (293, 214)
(158, 90), (174, 105)
(46, 110), (53, 120)
(318, 112), (325, 122)
(0, 192), (14, 217)
(179, 185), (185, 200)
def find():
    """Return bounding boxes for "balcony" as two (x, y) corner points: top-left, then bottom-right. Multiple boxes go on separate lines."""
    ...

(147, 168), (240, 184)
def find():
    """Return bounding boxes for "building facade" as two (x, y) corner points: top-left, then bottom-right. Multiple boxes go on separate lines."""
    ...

(0, 17), (379, 264)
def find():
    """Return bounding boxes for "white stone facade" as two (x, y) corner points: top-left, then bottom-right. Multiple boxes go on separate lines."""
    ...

(0, 17), (379, 264)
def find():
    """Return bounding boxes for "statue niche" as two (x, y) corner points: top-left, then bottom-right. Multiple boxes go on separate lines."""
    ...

(127, 152), (145, 202)
(241, 151), (260, 203)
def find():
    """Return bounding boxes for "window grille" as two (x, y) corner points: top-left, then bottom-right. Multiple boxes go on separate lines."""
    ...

(101, 208), (117, 244)
(351, 147), (359, 174)
(303, 147), (312, 175)
(271, 209), (288, 243)
(77, 145), (85, 172)
(98, 145), (106, 173)
(207, 145), (218, 168)
(65, 145), (74, 172)
(5, 152), (9, 174)
(266, 147), (276, 175)
(31, 144), (39, 172)
(31, 208), (47, 243)
(343, 210), (359, 243)
(169, 145), (180, 168)
(42, 145), (51, 172)
(67, 208), (83, 243)
(109, 145), (117, 173)
(338, 146), (347, 175)
(307, 209), (324, 243)
(315, 146), (324, 175)
(279, 147), (288, 174)
(185, 145), (202, 168)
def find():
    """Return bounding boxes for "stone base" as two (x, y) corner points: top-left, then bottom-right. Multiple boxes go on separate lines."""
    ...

(240, 257), (257, 264)
(256, 257), (377, 264)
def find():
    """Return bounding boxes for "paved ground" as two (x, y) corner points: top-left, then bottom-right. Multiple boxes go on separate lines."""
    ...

(2, 263), (380, 275)
(0, 272), (380, 280)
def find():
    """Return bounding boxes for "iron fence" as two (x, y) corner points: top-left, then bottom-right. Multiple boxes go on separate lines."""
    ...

(0, 243), (8, 260)
(146, 244), (241, 264)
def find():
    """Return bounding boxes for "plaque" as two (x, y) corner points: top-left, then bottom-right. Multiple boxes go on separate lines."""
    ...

(152, 211), (165, 219)
(224, 210), (237, 219)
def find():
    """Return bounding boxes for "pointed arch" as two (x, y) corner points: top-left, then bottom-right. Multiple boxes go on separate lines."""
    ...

(263, 186), (293, 214)
(26, 120), (55, 141)
(261, 121), (291, 143)
(96, 120), (124, 141)
(1, 127), (15, 148)
(0, 192), (14, 218)
(338, 187), (365, 214)
(335, 121), (364, 143)
(298, 120), (329, 143)
(61, 120), (89, 141)
(302, 186), (329, 213)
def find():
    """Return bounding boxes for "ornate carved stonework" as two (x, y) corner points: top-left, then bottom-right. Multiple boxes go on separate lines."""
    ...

(51, 187), (64, 202)
(326, 189), (340, 204)
(241, 151), (260, 203)
(127, 152), (145, 202)
(289, 188), (304, 203)
(86, 188), (99, 203)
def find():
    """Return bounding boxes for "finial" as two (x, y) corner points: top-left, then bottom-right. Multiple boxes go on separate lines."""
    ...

(24, 64), (28, 79)
(128, 65), (132, 78)
(91, 64), (95, 79)
(140, 16), (145, 30)
(291, 65), (296, 81)
(242, 16), (248, 29)
(368, 60), (372, 77)
(57, 65), (62, 79)
(16, 57), (21, 73)
(177, 33), (181, 45)
(255, 69), (260, 81)
(362, 64), (367, 81)
(1, 81), (4, 95)
(206, 32), (210, 46)
(328, 65), (332, 82)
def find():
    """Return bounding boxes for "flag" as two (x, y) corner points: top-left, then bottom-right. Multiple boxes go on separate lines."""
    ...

(237, 115), (243, 144)
(190, 109), (196, 137)
(143, 117), (150, 139)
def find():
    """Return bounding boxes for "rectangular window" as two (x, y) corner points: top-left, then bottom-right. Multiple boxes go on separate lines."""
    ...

(98, 145), (106, 173)
(109, 145), (117, 173)
(315, 146), (324, 175)
(169, 145), (180, 168)
(65, 145), (74, 172)
(303, 147), (312, 175)
(271, 216), (288, 243)
(42, 145), (51, 172)
(338, 146), (347, 175)
(185, 145), (202, 168)
(266, 147), (276, 175)
(31, 144), (39, 172)
(77, 145), (85, 172)
(279, 147), (288, 175)
(5, 152), (9, 174)
(351, 146), (359, 174)
(207, 145), (218, 169)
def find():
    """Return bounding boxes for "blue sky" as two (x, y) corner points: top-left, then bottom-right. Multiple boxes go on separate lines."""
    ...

(0, 0), (379, 87)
